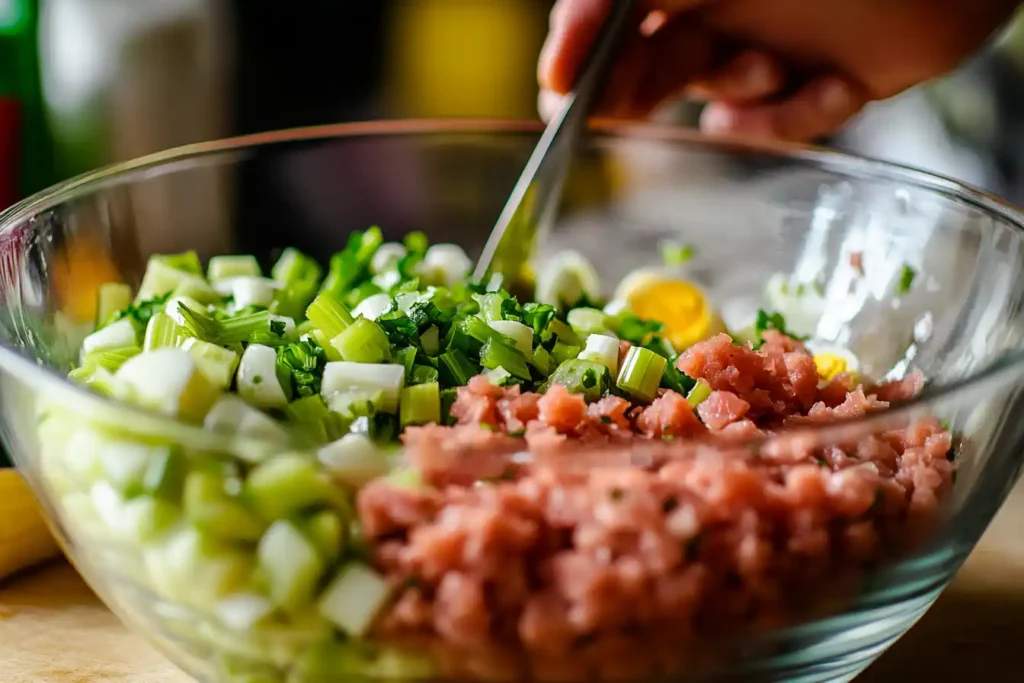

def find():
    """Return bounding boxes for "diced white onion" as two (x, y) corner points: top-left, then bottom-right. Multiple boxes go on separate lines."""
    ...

(236, 344), (289, 408)
(321, 362), (405, 414)
(116, 348), (220, 421)
(352, 293), (393, 321)
(318, 433), (390, 487)
(371, 243), (407, 274)
(231, 276), (277, 309)
(421, 244), (471, 287)
(579, 333), (620, 375)
(81, 318), (136, 356)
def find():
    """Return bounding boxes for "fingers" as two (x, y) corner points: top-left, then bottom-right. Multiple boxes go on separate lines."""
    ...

(686, 50), (787, 105)
(538, 0), (614, 95)
(699, 74), (868, 142)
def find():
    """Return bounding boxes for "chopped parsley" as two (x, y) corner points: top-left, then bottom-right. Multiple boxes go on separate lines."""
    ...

(895, 264), (916, 296)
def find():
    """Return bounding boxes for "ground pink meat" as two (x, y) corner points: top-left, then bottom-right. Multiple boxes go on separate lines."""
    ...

(358, 333), (954, 680)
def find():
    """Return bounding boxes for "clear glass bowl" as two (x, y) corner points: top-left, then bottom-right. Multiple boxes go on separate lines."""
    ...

(2, 120), (1024, 683)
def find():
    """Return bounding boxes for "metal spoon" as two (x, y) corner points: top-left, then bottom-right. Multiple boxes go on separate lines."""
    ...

(472, 1), (633, 285)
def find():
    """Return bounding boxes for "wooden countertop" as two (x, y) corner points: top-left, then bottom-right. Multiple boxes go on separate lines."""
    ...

(5, 482), (1024, 683)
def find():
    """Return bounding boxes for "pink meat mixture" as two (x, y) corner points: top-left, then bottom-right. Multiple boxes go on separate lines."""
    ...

(356, 332), (954, 677)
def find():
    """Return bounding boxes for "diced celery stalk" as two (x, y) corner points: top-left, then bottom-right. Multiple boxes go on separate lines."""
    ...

(95, 282), (131, 328)
(119, 495), (179, 542)
(182, 338), (240, 389)
(547, 359), (610, 402)
(184, 470), (267, 542)
(480, 339), (532, 380)
(245, 453), (336, 520)
(326, 390), (383, 418)
(306, 291), (354, 340)
(74, 366), (134, 400)
(144, 528), (251, 607)
(144, 312), (187, 351)
(352, 292), (392, 321)
(686, 379), (712, 408)
(317, 562), (392, 637)
(258, 520), (326, 612)
(236, 344), (289, 408)
(488, 320), (533, 356)
(158, 250), (203, 274)
(530, 346), (554, 375)
(321, 361), (405, 413)
(579, 333), (620, 375)
(203, 396), (293, 462)
(213, 593), (274, 632)
(116, 348), (221, 421)
(567, 307), (614, 339)
(484, 366), (514, 386)
(269, 314), (297, 338)
(317, 433), (390, 487)
(173, 275), (222, 305)
(142, 448), (188, 499)
(81, 346), (140, 373)
(231, 276), (277, 310)
(165, 294), (206, 324)
(616, 346), (668, 402)
(547, 318), (580, 346)
(135, 257), (196, 302)
(98, 435), (172, 493)
(419, 325), (440, 356)
(82, 318), (137, 355)
(209, 255), (262, 282)
(330, 318), (392, 364)
(309, 328), (343, 362)
(304, 510), (345, 564)
(272, 248), (321, 284)
(399, 381), (441, 427)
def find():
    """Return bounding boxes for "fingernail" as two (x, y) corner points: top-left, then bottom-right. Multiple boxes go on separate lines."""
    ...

(538, 90), (568, 122)
(818, 80), (851, 113)
(700, 105), (737, 135)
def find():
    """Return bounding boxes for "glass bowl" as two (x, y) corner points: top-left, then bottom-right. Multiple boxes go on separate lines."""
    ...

(2, 120), (1024, 683)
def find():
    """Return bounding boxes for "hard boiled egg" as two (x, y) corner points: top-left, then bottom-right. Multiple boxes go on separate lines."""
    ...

(805, 342), (860, 382)
(613, 269), (724, 351)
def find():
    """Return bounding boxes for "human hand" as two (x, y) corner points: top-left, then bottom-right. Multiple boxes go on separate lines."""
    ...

(538, 0), (1020, 141)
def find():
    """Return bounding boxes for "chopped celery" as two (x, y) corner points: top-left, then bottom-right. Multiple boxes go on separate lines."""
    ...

(144, 312), (187, 351)
(184, 470), (267, 542)
(116, 348), (221, 421)
(119, 495), (179, 542)
(245, 454), (336, 520)
(547, 359), (611, 402)
(474, 292), (505, 322)
(80, 346), (140, 373)
(309, 329), (343, 362)
(183, 338), (240, 389)
(437, 349), (477, 387)
(317, 433), (391, 487)
(409, 364), (439, 386)
(317, 562), (392, 637)
(209, 255), (262, 282)
(321, 362), (405, 413)
(271, 248), (323, 320)
(567, 307), (614, 339)
(82, 318), (138, 355)
(489, 319), (533, 356)
(304, 509), (345, 565)
(686, 378), (712, 407)
(257, 520), (326, 613)
(213, 593), (274, 632)
(141, 448), (188, 500)
(144, 528), (251, 607)
(480, 339), (532, 381)
(330, 318), (392, 364)
(419, 325), (440, 356)
(95, 283), (131, 328)
(530, 346), (554, 376)
(579, 333), (620, 375)
(173, 275), (223, 305)
(136, 256), (199, 301)
(165, 294), (206, 324)
(616, 346), (668, 402)
(158, 251), (203, 275)
(399, 381), (441, 426)
(236, 344), (289, 408)
(551, 340), (582, 366)
(306, 292), (354, 340)
(546, 318), (581, 346)
(284, 395), (347, 445)
(176, 304), (273, 345)
(484, 366), (515, 386)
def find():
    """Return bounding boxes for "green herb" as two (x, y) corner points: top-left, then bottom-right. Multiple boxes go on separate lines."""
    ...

(113, 291), (173, 328)
(752, 308), (807, 347)
(660, 241), (695, 266)
(321, 226), (384, 297)
(896, 264), (916, 296)
(276, 338), (328, 398)
(617, 314), (663, 346)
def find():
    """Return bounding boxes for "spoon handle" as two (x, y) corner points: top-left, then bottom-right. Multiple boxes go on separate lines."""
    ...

(473, 1), (633, 284)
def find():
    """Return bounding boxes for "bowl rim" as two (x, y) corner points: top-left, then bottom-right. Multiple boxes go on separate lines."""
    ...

(1, 117), (1023, 453)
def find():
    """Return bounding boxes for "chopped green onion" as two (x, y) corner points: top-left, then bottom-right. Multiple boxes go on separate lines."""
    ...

(489, 319), (533, 356)
(96, 283), (132, 328)
(419, 325), (440, 356)
(437, 349), (478, 387)
(271, 248), (323, 320)
(545, 318), (581, 346)
(309, 328), (343, 362)
(567, 307), (614, 339)
(246, 453), (337, 520)
(321, 227), (384, 297)
(686, 379), (712, 408)
(182, 338), (240, 389)
(530, 346), (554, 376)
(284, 395), (347, 444)
(660, 241), (695, 266)
(144, 312), (188, 351)
(208, 255), (261, 282)
(321, 361), (405, 413)
(409, 364), (439, 386)
(399, 381), (441, 427)
(306, 291), (355, 340)
(473, 292), (506, 322)
(479, 339), (532, 381)
(547, 359), (610, 402)
(551, 340), (582, 366)
(578, 333), (619, 375)
(237, 344), (290, 408)
(896, 264), (916, 296)
(616, 346), (668, 402)
(330, 318), (392, 364)
(484, 366), (515, 387)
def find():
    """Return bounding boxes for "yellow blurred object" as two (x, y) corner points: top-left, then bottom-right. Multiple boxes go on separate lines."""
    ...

(625, 277), (724, 351)
(811, 348), (861, 384)
(0, 469), (61, 581)
(50, 239), (122, 323)
(388, 0), (545, 118)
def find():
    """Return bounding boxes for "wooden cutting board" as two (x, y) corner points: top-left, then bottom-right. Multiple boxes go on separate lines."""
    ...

(6, 482), (1024, 683)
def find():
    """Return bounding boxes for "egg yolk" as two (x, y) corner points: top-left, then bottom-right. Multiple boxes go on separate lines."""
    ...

(814, 353), (849, 382)
(627, 279), (718, 350)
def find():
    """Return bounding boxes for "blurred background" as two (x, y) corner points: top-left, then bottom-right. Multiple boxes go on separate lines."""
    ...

(2, 0), (1024, 219)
